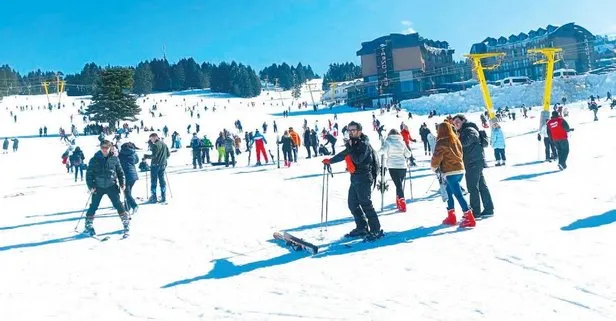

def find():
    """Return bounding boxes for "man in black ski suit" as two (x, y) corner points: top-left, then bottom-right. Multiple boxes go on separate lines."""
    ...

(452, 115), (494, 218)
(84, 140), (130, 236)
(322, 121), (383, 241)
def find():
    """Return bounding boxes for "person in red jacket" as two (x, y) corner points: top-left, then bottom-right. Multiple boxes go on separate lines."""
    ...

(546, 111), (574, 170)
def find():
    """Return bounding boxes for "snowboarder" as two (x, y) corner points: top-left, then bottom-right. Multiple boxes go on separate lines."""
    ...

(119, 142), (140, 215)
(490, 122), (506, 166)
(431, 122), (475, 227)
(546, 110), (573, 170)
(322, 121), (383, 241)
(379, 129), (412, 212)
(144, 133), (170, 203)
(452, 115), (494, 218)
(83, 140), (130, 237)
(215, 132), (225, 163)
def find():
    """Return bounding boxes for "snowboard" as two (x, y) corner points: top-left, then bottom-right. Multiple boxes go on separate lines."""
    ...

(273, 231), (319, 254)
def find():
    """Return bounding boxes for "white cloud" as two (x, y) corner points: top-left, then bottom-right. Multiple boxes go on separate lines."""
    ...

(401, 20), (416, 34)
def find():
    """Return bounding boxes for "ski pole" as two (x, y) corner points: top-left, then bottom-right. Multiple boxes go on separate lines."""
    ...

(424, 176), (437, 196)
(325, 164), (332, 231)
(320, 165), (326, 232)
(145, 170), (149, 200)
(164, 170), (173, 199)
(409, 165), (414, 200)
(74, 192), (92, 232)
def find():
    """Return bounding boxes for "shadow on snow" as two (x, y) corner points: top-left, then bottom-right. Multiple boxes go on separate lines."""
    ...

(512, 160), (545, 167)
(25, 206), (113, 219)
(0, 229), (123, 252)
(160, 224), (464, 288)
(270, 105), (368, 117)
(561, 210), (616, 231)
(1, 213), (116, 231)
(285, 170), (347, 180)
(502, 170), (560, 182)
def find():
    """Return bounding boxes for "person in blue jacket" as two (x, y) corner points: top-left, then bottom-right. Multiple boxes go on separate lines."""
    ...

(490, 122), (506, 166)
(119, 142), (140, 214)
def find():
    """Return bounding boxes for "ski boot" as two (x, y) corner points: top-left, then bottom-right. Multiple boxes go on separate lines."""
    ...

(83, 216), (96, 236)
(443, 209), (457, 225)
(160, 193), (167, 203)
(344, 227), (369, 238)
(396, 197), (407, 213)
(459, 210), (476, 228)
(120, 212), (130, 238)
(147, 195), (158, 204)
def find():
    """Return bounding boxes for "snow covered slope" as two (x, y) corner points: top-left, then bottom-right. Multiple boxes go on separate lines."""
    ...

(401, 71), (616, 115)
(0, 90), (615, 320)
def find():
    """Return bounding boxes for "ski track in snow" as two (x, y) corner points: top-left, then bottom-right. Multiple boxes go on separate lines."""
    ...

(1, 87), (616, 320)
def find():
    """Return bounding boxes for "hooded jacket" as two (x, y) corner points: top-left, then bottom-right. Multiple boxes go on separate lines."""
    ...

(490, 127), (506, 149)
(86, 150), (125, 190)
(118, 145), (139, 184)
(431, 125), (465, 176)
(379, 134), (411, 169)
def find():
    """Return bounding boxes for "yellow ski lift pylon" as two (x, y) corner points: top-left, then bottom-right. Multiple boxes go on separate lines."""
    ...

(464, 52), (506, 122)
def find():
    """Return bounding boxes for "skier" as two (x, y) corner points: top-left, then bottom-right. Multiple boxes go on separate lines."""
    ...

(11, 138), (18, 152)
(190, 133), (203, 169)
(322, 121), (383, 241)
(379, 129), (412, 212)
(431, 122), (475, 227)
(201, 135), (213, 164)
(145, 133), (170, 203)
(252, 129), (269, 165)
(288, 127), (301, 162)
(452, 115), (494, 218)
(69, 147), (85, 182)
(419, 123), (432, 155)
(223, 132), (236, 167)
(118, 142), (140, 215)
(546, 110), (573, 170)
(303, 128), (312, 158)
(273, 121), (278, 133)
(215, 132), (225, 163)
(83, 140), (130, 237)
(279, 130), (293, 167)
(490, 122), (506, 166)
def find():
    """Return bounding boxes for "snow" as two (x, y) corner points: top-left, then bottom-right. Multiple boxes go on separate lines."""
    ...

(401, 71), (616, 115)
(1, 86), (616, 321)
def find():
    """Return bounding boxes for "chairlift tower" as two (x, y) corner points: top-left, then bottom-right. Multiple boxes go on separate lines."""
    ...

(465, 52), (506, 123)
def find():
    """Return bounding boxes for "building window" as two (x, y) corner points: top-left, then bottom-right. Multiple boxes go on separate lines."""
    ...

(401, 81), (414, 93)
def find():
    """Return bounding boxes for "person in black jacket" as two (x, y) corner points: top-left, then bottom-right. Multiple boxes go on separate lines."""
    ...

(279, 130), (293, 167)
(419, 123), (431, 155)
(303, 128), (312, 158)
(69, 147), (85, 182)
(322, 121), (383, 241)
(119, 142), (140, 215)
(84, 140), (130, 236)
(452, 115), (494, 218)
(310, 129), (318, 156)
(323, 131), (337, 155)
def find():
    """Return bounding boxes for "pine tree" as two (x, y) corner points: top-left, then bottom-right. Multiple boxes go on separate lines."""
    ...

(86, 67), (141, 130)
(133, 62), (154, 95)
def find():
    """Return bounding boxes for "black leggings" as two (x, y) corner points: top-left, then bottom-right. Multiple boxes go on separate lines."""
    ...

(388, 168), (406, 199)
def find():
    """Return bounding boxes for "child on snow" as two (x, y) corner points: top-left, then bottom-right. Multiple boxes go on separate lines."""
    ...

(490, 122), (506, 166)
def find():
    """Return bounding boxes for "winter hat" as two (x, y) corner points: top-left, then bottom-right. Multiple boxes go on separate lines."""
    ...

(551, 111), (559, 118)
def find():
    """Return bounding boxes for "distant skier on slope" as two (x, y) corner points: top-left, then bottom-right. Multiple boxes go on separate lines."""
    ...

(322, 121), (383, 241)
(252, 129), (269, 165)
(84, 140), (130, 237)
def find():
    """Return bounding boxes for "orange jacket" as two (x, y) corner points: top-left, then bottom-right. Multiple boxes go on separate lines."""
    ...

(289, 130), (301, 147)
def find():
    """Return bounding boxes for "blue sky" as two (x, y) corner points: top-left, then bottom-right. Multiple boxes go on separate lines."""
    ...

(1, 0), (615, 75)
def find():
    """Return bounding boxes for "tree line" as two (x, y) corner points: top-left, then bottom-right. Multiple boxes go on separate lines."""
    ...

(0, 59), (320, 99)
(322, 62), (362, 90)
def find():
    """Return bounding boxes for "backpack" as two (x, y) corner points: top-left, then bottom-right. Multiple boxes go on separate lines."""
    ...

(478, 130), (489, 148)
(369, 144), (380, 189)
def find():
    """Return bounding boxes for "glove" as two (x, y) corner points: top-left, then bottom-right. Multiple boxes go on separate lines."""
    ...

(569, 128), (575, 132)
(89, 188), (96, 194)
(322, 158), (331, 165)
(537, 133), (541, 141)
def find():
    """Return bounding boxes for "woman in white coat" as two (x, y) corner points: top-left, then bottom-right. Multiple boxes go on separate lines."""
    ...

(379, 129), (412, 212)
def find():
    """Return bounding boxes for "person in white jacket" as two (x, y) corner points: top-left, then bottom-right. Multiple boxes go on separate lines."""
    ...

(379, 129), (412, 212)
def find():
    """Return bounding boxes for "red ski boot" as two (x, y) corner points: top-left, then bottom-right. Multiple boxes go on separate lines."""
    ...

(442, 209), (457, 225)
(397, 197), (407, 212)
(459, 210), (476, 228)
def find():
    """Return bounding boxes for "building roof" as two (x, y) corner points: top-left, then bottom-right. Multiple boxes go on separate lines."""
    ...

(471, 22), (595, 54)
(356, 33), (452, 56)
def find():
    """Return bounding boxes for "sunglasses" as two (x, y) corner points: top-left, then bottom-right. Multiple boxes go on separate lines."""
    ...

(101, 146), (111, 150)
(348, 128), (359, 132)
